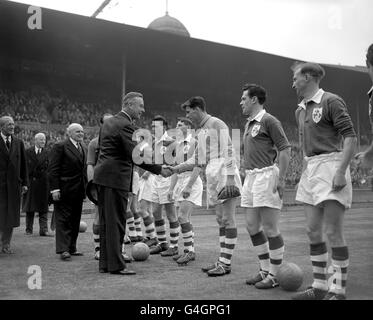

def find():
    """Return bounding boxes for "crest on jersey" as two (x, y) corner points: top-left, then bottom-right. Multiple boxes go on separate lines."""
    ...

(312, 107), (323, 123)
(183, 144), (190, 154)
(251, 124), (261, 137)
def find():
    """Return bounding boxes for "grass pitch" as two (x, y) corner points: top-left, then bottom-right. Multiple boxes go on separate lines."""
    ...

(0, 205), (372, 300)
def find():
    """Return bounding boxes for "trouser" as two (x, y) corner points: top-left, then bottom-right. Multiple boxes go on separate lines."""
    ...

(54, 200), (83, 254)
(26, 211), (48, 234)
(98, 186), (128, 272)
(0, 228), (14, 249)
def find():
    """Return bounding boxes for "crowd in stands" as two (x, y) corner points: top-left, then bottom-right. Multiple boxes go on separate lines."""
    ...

(2, 88), (372, 188)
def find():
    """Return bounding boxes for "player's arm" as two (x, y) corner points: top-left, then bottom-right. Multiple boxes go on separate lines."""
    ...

(268, 117), (292, 185)
(169, 173), (178, 191)
(329, 98), (357, 190)
(87, 164), (94, 182)
(186, 166), (202, 189)
(86, 140), (96, 181)
(214, 119), (237, 176)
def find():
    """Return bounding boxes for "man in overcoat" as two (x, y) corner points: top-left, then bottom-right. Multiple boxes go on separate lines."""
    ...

(23, 132), (52, 236)
(0, 116), (28, 254)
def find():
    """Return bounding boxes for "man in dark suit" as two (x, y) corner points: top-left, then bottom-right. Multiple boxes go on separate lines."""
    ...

(49, 123), (87, 260)
(93, 92), (172, 275)
(23, 132), (52, 236)
(0, 116), (28, 254)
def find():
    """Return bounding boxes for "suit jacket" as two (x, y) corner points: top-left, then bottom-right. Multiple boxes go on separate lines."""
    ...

(22, 147), (49, 212)
(94, 111), (162, 191)
(0, 135), (28, 229)
(48, 139), (87, 204)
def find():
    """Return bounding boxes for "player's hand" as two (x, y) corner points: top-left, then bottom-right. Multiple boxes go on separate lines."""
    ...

(52, 190), (61, 201)
(182, 186), (192, 199)
(167, 190), (174, 202)
(273, 177), (285, 199)
(160, 167), (173, 178)
(163, 165), (177, 174)
(21, 186), (28, 194)
(332, 171), (347, 192)
(217, 176), (240, 200)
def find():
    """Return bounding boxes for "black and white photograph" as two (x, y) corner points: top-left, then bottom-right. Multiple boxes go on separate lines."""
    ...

(0, 0), (372, 310)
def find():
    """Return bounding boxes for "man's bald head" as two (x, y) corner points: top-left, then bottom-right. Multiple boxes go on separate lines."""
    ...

(67, 123), (84, 143)
(34, 132), (46, 149)
(0, 116), (15, 136)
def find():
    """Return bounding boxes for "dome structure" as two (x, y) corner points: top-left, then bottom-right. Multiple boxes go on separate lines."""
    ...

(148, 13), (190, 37)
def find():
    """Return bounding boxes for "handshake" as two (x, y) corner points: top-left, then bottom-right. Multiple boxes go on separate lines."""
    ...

(160, 165), (178, 178)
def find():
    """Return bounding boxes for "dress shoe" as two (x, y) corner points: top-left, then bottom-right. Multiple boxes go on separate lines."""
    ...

(70, 251), (84, 256)
(99, 268), (108, 273)
(40, 232), (54, 237)
(1, 247), (14, 254)
(60, 252), (71, 260)
(110, 268), (136, 275)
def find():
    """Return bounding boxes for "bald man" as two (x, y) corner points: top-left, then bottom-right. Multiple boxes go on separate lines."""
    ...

(0, 116), (28, 254)
(23, 132), (52, 236)
(49, 123), (87, 260)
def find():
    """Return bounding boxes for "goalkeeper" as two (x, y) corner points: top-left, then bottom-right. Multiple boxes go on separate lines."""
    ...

(169, 96), (242, 277)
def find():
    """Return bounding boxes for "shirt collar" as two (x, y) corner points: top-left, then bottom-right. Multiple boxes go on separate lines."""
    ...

(69, 138), (78, 148)
(1, 132), (11, 143)
(199, 114), (211, 128)
(298, 88), (325, 109)
(368, 86), (373, 98)
(247, 109), (266, 123)
(121, 110), (133, 123)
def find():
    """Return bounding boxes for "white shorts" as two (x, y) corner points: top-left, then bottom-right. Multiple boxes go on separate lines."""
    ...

(138, 174), (155, 202)
(138, 174), (172, 204)
(173, 172), (203, 207)
(205, 158), (242, 206)
(240, 165), (282, 210)
(296, 152), (352, 209)
(132, 171), (140, 195)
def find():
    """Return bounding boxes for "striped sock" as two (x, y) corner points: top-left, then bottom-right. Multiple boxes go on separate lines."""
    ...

(127, 216), (136, 238)
(155, 219), (167, 244)
(250, 231), (270, 273)
(143, 215), (156, 239)
(134, 217), (143, 237)
(310, 242), (328, 291)
(181, 222), (194, 252)
(169, 221), (180, 248)
(191, 225), (195, 252)
(218, 227), (225, 261)
(92, 223), (100, 252)
(219, 228), (237, 266)
(329, 246), (349, 295)
(268, 234), (285, 277)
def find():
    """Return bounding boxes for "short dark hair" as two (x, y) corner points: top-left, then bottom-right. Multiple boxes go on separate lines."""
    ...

(177, 117), (193, 127)
(181, 96), (206, 111)
(152, 115), (168, 127)
(291, 61), (325, 82)
(367, 43), (373, 67)
(122, 92), (143, 107)
(242, 83), (266, 105)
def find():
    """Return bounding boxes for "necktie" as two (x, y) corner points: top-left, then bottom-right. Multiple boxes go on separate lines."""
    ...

(77, 143), (82, 155)
(5, 137), (10, 151)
